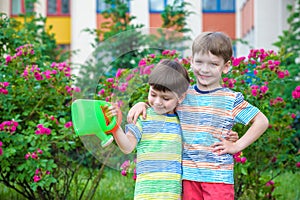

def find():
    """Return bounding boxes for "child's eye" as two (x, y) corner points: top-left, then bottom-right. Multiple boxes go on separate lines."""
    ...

(211, 63), (219, 67)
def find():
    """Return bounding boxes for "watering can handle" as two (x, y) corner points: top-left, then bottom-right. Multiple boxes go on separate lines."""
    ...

(97, 101), (121, 133)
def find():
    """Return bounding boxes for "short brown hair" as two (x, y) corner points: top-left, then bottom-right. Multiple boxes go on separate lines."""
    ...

(148, 59), (190, 96)
(192, 32), (233, 63)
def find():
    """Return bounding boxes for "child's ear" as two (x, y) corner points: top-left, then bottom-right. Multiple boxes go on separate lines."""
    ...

(178, 93), (186, 105)
(222, 61), (231, 74)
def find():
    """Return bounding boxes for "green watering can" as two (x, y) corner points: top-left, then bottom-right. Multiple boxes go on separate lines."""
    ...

(71, 99), (118, 147)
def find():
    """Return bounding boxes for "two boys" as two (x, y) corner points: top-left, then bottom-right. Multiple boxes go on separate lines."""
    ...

(126, 32), (269, 199)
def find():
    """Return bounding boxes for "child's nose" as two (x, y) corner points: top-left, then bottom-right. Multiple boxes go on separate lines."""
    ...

(154, 98), (163, 105)
(200, 63), (210, 72)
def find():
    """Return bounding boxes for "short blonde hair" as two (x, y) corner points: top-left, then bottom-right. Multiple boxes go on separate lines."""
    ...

(192, 32), (233, 63)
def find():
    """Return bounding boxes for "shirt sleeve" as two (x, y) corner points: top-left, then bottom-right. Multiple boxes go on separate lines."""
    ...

(125, 117), (143, 142)
(232, 92), (260, 125)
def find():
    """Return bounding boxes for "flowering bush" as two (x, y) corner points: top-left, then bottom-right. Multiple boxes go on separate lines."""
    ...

(0, 10), (111, 199)
(227, 49), (299, 199)
(98, 48), (299, 199)
(0, 43), (84, 198)
(120, 159), (137, 180)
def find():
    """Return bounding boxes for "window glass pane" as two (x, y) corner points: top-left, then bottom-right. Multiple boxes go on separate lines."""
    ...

(47, 0), (57, 14)
(121, 0), (130, 12)
(58, 44), (70, 51)
(97, 0), (111, 12)
(167, 0), (182, 6)
(123, 0), (130, 10)
(12, 0), (21, 15)
(121, 0), (129, 4)
(61, 0), (70, 14)
(25, 1), (34, 13)
(149, 0), (165, 12)
(202, 0), (217, 11)
(220, 0), (235, 11)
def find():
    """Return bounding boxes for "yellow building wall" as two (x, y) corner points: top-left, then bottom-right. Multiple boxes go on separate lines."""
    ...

(46, 17), (71, 44)
(12, 17), (24, 23)
(11, 16), (70, 45)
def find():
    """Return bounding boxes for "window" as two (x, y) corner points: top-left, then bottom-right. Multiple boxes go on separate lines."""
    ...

(202, 0), (217, 11)
(11, 0), (34, 16)
(167, 0), (181, 6)
(58, 44), (71, 53)
(11, 0), (22, 15)
(47, 0), (70, 15)
(149, 0), (183, 13)
(202, 0), (235, 13)
(97, 1), (111, 12)
(96, 0), (130, 13)
(61, 0), (70, 14)
(149, 0), (164, 12)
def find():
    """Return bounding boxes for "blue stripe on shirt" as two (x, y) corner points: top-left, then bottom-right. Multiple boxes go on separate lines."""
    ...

(137, 160), (182, 174)
(182, 166), (233, 184)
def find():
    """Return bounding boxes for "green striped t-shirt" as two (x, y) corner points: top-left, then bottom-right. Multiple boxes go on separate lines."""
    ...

(126, 108), (182, 200)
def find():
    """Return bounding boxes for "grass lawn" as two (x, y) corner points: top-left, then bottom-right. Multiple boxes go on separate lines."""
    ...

(95, 168), (135, 199)
(0, 170), (298, 199)
(0, 167), (135, 200)
(273, 171), (300, 200)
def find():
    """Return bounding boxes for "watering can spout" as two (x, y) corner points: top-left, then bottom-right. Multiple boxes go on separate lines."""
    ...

(95, 130), (114, 147)
(71, 99), (117, 147)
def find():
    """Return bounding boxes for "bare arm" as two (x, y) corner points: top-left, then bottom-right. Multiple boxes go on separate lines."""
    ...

(212, 111), (269, 155)
(112, 127), (137, 154)
(127, 102), (148, 124)
(234, 112), (269, 151)
(106, 104), (137, 154)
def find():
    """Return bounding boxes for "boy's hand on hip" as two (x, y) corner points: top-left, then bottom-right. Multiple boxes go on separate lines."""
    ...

(211, 135), (240, 155)
(224, 130), (239, 142)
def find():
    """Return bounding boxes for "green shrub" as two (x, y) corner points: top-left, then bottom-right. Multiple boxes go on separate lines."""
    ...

(0, 12), (105, 200)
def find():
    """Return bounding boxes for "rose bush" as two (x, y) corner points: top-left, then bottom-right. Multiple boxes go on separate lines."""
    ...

(0, 13), (113, 199)
(228, 49), (299, 199)
(0, 42), (81, 199)
(97, 49), (299, 199)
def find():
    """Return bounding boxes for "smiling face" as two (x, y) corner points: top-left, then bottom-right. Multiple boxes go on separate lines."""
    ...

(191, 51), (230, 91)
(148, 86), (182, 115)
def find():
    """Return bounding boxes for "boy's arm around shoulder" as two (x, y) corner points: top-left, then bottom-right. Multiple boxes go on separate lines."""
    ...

(127, 102), (148, 124)
(235, 111), (269, 152)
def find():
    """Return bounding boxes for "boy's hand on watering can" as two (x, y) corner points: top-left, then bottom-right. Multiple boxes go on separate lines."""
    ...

(103, 103), (123, 134)
(104, 103), (119, 118)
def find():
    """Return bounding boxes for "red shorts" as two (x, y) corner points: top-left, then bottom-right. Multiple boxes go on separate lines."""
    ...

(182, 180), (234, 200)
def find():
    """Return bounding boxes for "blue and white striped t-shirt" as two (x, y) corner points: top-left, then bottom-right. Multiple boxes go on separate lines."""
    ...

(176, 85), (259, 184)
